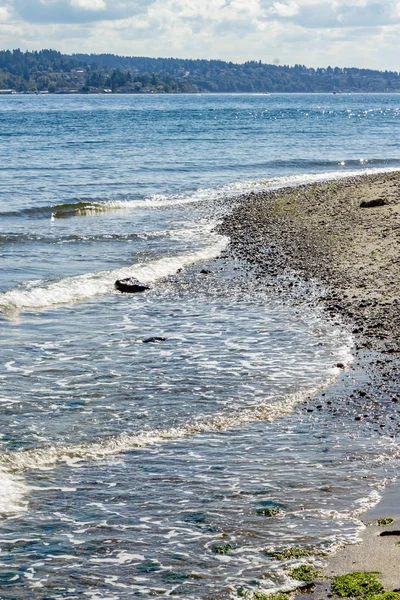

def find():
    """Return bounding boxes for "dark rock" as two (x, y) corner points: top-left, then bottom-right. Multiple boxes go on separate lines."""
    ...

(360, 198), (387, 208)
(336, 363), (345, 369)
(380, 530), (400, 537)
(115, 278), (150, 294)
(200, 269), (212, 275)
(142, 337), (167, 344)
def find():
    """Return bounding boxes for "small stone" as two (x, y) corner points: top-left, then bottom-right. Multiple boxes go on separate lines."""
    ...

(360, 198), (387, 208)
(115, 278), (150, 294)
(142, 337), (167, 344)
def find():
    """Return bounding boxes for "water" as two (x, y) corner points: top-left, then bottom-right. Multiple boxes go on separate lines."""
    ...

(0, 93), (400, 598)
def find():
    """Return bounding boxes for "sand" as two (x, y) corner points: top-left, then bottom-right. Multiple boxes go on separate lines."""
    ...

(219, 170), (400, 597)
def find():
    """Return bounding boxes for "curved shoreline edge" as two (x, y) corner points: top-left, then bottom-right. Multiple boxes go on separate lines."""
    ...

(219, 170), (400, 594)
(220, 170), (399, 354)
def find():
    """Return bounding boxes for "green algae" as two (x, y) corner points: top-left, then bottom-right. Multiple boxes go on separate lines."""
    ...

(272, 546), (311, 560)
(256, 507), (283, 517)
(288, 564), (321, 583)
(376, 518), (394, 526)
(249, 593), (290, 600)
(213, 544), (231, 555)
(331, 572), (384, 598)
(369, 594), (400, 600)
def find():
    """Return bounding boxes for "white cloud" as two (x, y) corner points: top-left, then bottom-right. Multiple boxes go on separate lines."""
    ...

(0, 0), (400, 70)
(272, 2), (299, 17)
(70, 0), (106, 11)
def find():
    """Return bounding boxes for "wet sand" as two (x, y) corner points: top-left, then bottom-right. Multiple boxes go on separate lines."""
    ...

(219, 171), (400, 596)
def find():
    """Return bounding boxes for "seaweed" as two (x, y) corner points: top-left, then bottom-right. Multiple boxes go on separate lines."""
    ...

(213, 544), (231, 555)
(249, 593), (290, 600)
(376, 518), (394, 526)
(256, 507), (283, 517)
(288, 564), (321, 583)
(369, 594), (400, 600)
(272, 546), (311, 560)
(331, 572), (384, 598)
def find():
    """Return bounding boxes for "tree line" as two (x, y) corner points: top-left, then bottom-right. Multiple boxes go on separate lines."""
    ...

(1, 49), (399, 94)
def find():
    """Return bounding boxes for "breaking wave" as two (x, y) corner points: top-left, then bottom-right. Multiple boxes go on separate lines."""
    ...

(1, 383), (335, 473)
(2, 166), (399, 221)
(0, 238), (227, 313)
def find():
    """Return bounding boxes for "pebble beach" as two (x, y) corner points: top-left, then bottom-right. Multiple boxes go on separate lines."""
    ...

(220, 170), (400, 596)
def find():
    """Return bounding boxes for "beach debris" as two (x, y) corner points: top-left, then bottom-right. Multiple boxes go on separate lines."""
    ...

(115, 277), (150, 293)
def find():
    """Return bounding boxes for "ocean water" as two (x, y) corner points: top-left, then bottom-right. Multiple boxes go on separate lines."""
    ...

(0, 93), (400, 598)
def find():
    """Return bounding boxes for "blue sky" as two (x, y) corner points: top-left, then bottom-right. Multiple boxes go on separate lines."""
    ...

(0, 0), (399, 70)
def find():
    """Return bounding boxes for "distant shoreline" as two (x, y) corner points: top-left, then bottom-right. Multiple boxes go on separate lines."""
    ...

(2, 49), (400, 95)
(2, 91), (400, 96)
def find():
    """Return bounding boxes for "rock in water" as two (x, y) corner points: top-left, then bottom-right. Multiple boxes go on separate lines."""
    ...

(142, 337), (167, 343)
(115, 278), (150, 293)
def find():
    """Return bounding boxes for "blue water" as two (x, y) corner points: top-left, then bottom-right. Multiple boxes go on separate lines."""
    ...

(0, 93), (399, 598)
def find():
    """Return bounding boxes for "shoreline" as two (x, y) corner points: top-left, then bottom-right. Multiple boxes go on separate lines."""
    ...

(219, 170), (400, 596)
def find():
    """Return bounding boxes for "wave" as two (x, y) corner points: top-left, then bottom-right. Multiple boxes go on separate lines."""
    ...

(0, 230), (185, 246)
(231, 165), (400, 193)
(0, 382), (336, 473)
(0, 194), (206, 220)
(0, 238), (227, 314)
(2, 165), (400, 221)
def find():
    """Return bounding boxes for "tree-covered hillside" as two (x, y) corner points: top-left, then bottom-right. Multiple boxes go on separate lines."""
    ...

(1, 49), (399, 94)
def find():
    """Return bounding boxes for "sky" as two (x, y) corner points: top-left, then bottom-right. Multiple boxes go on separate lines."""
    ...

(0, 0), (399, 70)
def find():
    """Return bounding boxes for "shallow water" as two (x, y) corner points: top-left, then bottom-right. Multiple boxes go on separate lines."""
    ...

(1, 93), (400, 598)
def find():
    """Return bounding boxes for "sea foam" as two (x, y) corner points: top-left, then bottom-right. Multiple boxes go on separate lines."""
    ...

(0, 469), (28, 514)
(0, 238), (227, 314)
(1, 381), (342, 472)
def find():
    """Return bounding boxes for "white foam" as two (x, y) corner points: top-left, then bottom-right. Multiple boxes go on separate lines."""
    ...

(1, 381), (335, 473)
(225, 166), (400, 195)
(0, 468), (28, 514)
(56, 166), (400, 218)
(0, 238), (227, 314)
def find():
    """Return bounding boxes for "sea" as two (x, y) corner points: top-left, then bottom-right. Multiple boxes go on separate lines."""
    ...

(0, 93), (399, 599)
